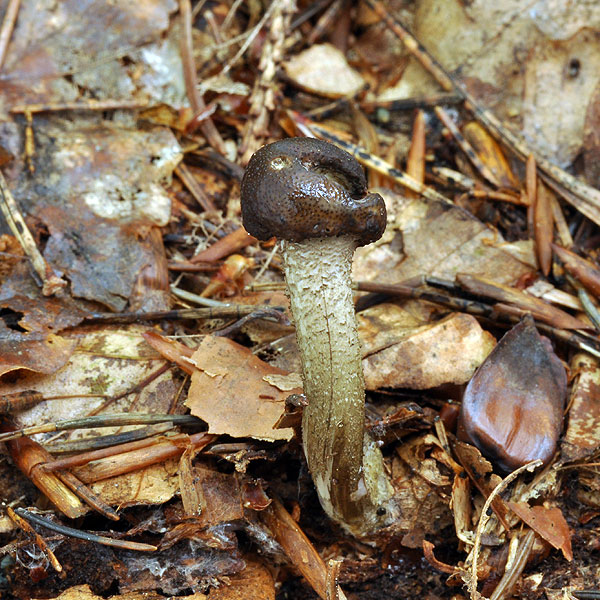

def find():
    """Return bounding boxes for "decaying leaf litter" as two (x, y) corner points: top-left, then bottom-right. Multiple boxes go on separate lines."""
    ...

(0, 0), (599, 598)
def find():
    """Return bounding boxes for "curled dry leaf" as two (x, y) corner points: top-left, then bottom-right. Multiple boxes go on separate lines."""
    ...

(459, 316), (567, 472)
(185, 336), (298, 442)
(462, 121), (520, 189)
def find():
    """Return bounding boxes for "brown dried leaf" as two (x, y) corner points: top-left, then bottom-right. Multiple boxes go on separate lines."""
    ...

(384, 1), (600, 166)
(359, 304), (495, 389)
(508, 502), (572, 561)
(459, 316), (567, 472)
(561, 353), (600, 463)
(260, 498), (330, 600)
(0, 326), (178, 442)
(583, 80), (600, 187)
(37, 585), (206, 600)
(534, 183), (554, 276)
(185, 336), (297, 441)
(187, 466), (244, 528)
(0, 329), (77, 377)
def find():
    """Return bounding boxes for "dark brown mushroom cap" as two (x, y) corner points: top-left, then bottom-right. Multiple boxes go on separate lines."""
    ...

(240, 137), (386, 246)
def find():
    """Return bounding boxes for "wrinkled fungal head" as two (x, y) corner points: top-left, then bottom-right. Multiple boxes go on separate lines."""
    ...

(241, 137), (386, 246)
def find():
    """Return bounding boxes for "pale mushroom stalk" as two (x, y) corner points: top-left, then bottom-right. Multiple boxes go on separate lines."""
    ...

(241, 138), (396, 536)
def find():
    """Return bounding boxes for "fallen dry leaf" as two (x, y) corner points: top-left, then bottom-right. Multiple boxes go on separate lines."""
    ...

(354, 190), (534, 286)
(456, 273), (589, 330)
(359, 303), (495, 389)
(508, 502), (572, 561)
(382, 0), (600, 166)
(0, 329), (77, 377)
(88, 458), (181, 509)
(183, 465), (243, 527)
(185, 336), (297, 441)
(0, 0), (182, 114)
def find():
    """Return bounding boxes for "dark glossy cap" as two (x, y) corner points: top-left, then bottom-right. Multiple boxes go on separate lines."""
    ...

(240, 137), (386, 246)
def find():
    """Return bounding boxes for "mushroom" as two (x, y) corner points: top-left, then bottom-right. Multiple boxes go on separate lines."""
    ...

(241, 137), (395, 535)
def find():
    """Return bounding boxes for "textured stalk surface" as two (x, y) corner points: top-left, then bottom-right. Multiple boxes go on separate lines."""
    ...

(283, 237), (393, 535)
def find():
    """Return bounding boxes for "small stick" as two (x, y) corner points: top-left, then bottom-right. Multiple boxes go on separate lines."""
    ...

(53, 470), (119, 521)
(326, 558), (343, 600)
(405, 109), (426, 198)
(81, 304), (282, 324)
(307, 0), (345, 44)
(0, 0), (21, 69)
(43, 422), (174, 454)
(534, 182), (554, 276)
(489, 530), (536, 600)
(5, 432), (87, 519)
(14, 508), (157, 552)
(89, 362), (173, 415)
(73, 432), (216, 483)
(175, 163), (216, 212)
(191, 227), (257, 263)
(362, 92), (463, 111)
(178, 0), (226, 155)
(553, 244), (600, 298)
(7, 506), (63, 574)
(0, 392), (107, 415)
(549, 196), (573, 249)
(0, 413), (201, 444)
(42, 431), (178, 472)
(261, 497), (348, 600)
(0, 171), (66, 295)
(469, 461), (542, 600)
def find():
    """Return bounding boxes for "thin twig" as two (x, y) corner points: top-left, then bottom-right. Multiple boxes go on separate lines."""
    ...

(10, 99), (148, 114)
(175, 163), (217, 212)
(14, 508), (157, 552)
(7, 506), (63, 573)
(0, 171), (66, 295)
(179, 0), (226, 155)
(469, 460), (542, 600)
(0, 0), (21, 69)
(0, 414), (201, 444)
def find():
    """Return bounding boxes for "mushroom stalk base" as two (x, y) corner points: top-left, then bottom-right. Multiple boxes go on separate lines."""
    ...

(282, 237), (394, 536)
